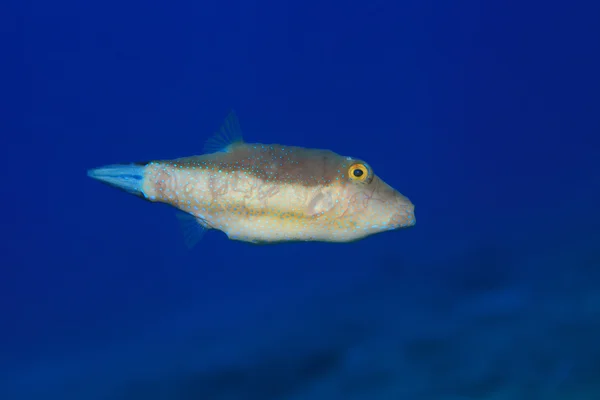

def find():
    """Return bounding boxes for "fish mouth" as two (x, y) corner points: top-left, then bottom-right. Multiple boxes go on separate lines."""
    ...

(387, 203), (416, 229)
(371, 181), (416, 230)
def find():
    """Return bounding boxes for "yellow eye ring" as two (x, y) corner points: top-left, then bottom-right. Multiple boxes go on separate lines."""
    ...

(348, 163), (369, 182)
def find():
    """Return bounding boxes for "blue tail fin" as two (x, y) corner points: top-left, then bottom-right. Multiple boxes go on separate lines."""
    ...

(87, 163), (147, 197)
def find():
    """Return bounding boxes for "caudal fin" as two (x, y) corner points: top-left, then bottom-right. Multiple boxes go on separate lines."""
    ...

(87, 163), (147, 197)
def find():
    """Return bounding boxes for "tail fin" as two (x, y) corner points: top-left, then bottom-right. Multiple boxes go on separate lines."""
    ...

(87, 163), (148, 198)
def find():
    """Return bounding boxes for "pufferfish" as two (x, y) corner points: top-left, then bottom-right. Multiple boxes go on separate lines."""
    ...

(87, 111), (415, 247)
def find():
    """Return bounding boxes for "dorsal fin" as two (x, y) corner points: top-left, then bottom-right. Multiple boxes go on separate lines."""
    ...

(203, 110), (244, 154)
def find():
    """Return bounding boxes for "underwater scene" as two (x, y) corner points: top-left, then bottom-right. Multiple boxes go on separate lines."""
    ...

(3, 0), (599, 399)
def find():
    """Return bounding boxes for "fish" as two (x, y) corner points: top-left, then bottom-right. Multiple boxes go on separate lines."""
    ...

(87, 111), (415, 246)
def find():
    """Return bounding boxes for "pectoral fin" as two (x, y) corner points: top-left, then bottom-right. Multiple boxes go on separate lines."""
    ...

(306, 191), (335, 216)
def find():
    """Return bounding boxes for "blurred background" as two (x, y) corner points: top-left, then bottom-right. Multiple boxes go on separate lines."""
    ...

(2, 0), (599, 398)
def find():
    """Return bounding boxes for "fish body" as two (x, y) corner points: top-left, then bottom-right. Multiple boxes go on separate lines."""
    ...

(88, 112), (415, 245)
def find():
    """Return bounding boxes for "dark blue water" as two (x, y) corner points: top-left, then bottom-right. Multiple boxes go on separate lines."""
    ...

(3, 0), (599, 398)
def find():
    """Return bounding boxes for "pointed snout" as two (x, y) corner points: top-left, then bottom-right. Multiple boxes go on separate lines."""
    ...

(388, 192), (416, 229)
(373, 179), (416, 230)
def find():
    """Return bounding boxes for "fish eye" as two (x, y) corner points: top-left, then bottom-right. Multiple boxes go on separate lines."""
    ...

(348, 163), (369, 182)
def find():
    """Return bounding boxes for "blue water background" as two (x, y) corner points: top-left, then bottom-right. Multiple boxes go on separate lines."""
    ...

(2, 0), (599, 398)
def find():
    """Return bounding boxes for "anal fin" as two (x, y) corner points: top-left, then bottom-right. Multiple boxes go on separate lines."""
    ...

(176, 212), (209, 249)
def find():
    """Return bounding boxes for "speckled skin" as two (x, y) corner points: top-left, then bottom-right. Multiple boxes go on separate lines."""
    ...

(141, 143), (415, 243)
